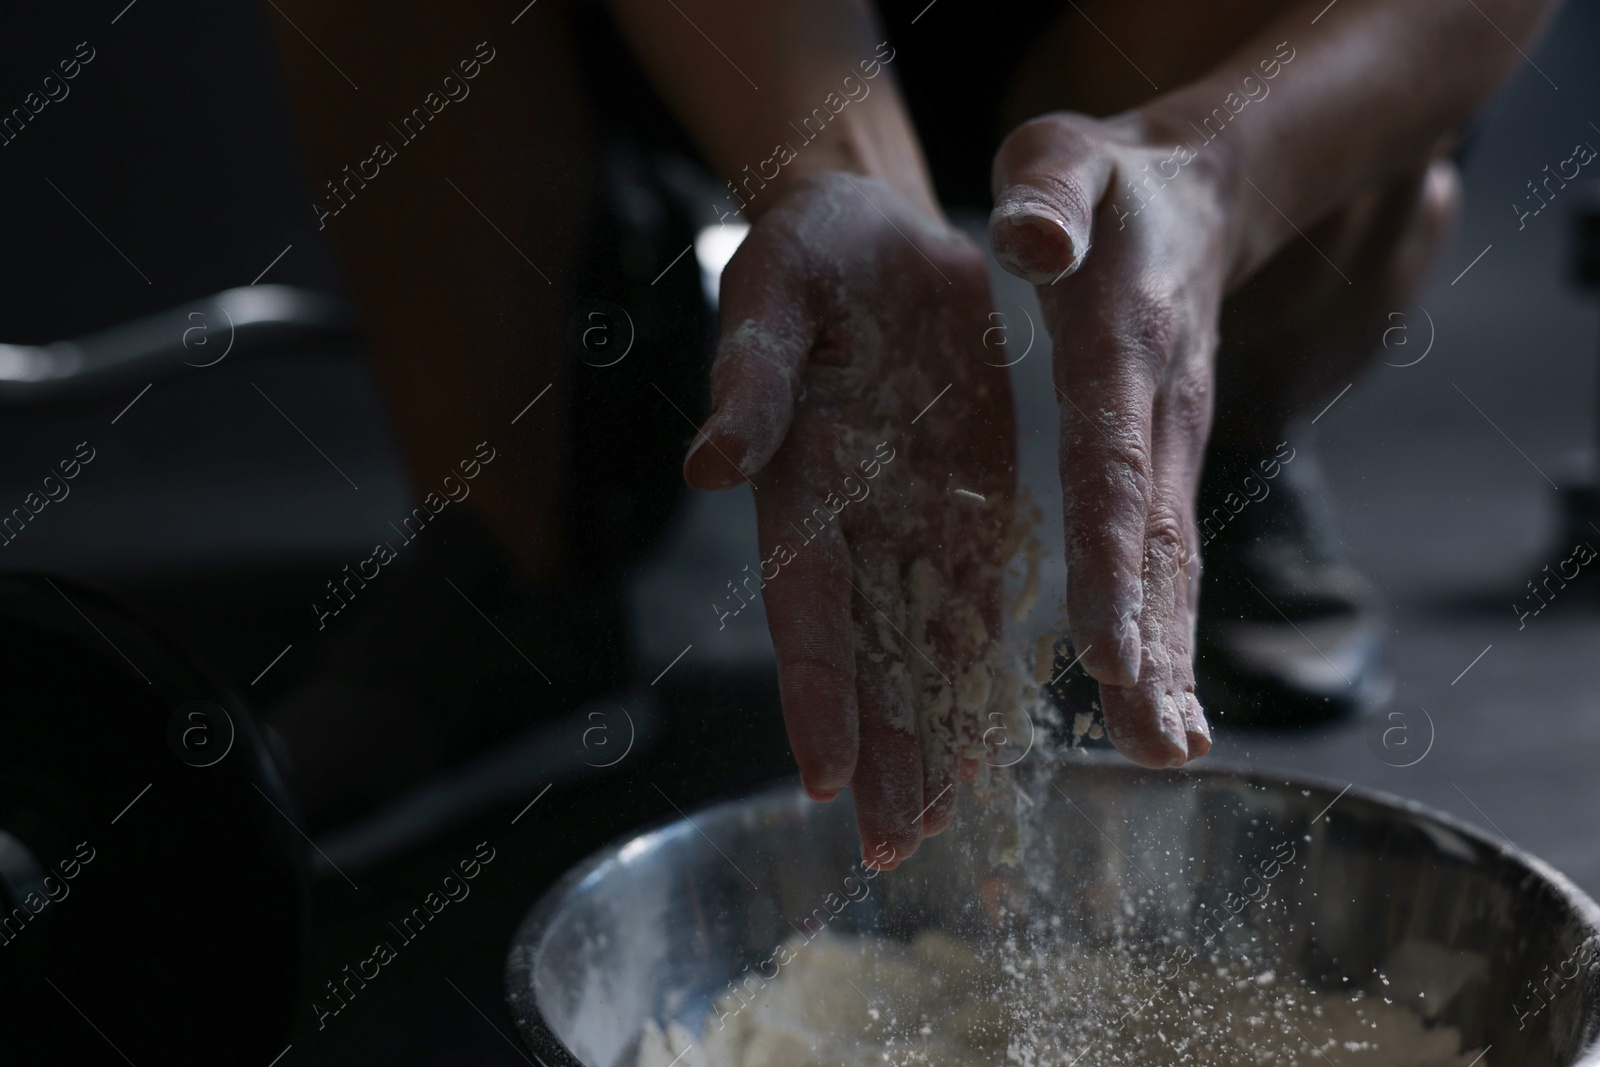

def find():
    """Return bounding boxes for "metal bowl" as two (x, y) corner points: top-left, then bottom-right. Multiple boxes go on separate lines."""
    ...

(507, 759), (1600, 1066)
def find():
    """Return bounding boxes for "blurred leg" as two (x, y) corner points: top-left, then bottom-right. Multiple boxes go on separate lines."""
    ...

(1212, 155), (1462, 451)
(264, 0), (600, 823)
(267, 0), (595, 581)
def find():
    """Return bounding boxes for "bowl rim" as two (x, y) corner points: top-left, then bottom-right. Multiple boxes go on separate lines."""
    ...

(505, 755), (1600, 1067)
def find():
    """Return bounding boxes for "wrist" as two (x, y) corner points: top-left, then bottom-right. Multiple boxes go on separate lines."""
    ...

(723, 104), (942, 224)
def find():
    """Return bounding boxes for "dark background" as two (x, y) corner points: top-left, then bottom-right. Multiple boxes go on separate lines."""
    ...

(1, 1), (1598, 1064)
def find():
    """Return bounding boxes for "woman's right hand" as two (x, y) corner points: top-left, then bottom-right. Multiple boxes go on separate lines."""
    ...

(685, 172), (1021, 868)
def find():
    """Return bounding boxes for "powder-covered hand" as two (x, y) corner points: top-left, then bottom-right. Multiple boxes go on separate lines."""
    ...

(989, 112), (1228, 768)
(683, 172), (1020, 869)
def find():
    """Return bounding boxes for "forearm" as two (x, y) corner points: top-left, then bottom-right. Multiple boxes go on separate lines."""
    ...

(602, 0), (937, 219)
(1132, 0), (1556, 286)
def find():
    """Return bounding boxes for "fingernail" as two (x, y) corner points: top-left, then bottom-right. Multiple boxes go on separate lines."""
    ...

(1183, 695), (1212, 761)
(1185, 693), (1211, 746)
(682, 432), (708, 478)
(991, 195), (1080, 284)
(683, 422), (738, 489)
(1159, 695), (1189, 766)
(1116, 625), (1142, 685)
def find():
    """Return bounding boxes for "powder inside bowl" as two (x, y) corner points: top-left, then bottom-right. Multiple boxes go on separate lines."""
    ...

(635, 929), (1487, 1067)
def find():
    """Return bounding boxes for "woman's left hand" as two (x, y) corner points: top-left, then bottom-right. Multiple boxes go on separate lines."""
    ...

(989, 110), (1241, 768)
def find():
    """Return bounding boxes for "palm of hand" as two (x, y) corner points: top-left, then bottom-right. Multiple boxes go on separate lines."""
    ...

(686, 173), (1020, 866)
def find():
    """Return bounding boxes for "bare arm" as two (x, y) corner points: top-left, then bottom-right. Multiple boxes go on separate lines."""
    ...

(988, 0), (1555, 766)
(604, 0), (1016, 867)
(997, 0), (1557, 288)
(601, 0), (937, 217)
(1194, 0), (1552, 284)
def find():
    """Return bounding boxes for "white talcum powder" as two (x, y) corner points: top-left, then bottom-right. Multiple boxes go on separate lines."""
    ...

(634, 930), (1488, 1067)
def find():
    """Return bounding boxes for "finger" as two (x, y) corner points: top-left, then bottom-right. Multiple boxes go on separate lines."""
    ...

(684, 230), (819, 490)
(989, 115), (1115, 284)
(1153, 358), (1213, 761)
(907, 557), (961, 838)
(756, 430), (859, 799)
(1097, 479), (1189, 768)
(1181, 695), (1210, 757)
(1098, 365), (1211, 767)
(1173, 511), (1212, 760)
(1051, 267), (1165, 689)
(912, 515), (1003, 837)
(847, 557), (925, 870)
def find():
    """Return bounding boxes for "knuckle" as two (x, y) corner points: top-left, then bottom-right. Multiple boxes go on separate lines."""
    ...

(1116, 437), (1155, 500)
(997, 116), (1100, 213)
(1121, 298), (1182, 370)
(1044, 172), (1096, 227)
(1145, 508), (1188, 566)
(1010, 112), (1099, 156)
(1165, 371), (1213, 439)
(1065, 428), (1152, 514)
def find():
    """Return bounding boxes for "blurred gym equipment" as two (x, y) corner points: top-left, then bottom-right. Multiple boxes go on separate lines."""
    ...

(0, 575), (306, 1062)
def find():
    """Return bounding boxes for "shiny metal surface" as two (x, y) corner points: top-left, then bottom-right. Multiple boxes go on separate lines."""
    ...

(0, 284), (353, 404)
(507, 759), (1600, 1067)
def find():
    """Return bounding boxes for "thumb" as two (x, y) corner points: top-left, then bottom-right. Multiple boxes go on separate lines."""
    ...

(989, 116), (1116, 284)
(683, 231), (819, 490)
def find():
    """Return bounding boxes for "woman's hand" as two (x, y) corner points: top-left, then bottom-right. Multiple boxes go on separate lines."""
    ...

(990, 111), (1237, 768)
(685, 172), (1019, 868)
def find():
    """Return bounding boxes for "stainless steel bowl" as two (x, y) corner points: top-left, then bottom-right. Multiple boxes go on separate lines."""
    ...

(507, 759), (1600, 1066)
